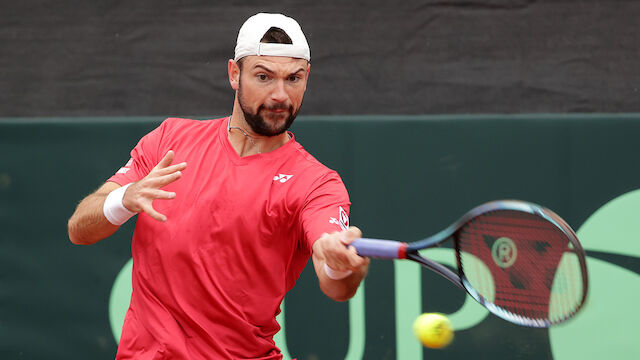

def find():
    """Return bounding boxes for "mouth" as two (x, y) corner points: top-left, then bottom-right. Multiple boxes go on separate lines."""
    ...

(260, 105), (292, 119)
(266, 108), (288, 113)
(263, 105), (289, 113)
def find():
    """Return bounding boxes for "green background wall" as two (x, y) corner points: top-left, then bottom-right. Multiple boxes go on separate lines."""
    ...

(1, 114), (639, 359)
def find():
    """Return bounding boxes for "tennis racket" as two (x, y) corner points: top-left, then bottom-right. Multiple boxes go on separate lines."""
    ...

(352, 200), (588, 328)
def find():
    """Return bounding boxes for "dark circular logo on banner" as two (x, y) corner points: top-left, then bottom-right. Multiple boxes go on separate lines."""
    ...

(491, 237), (517, 268)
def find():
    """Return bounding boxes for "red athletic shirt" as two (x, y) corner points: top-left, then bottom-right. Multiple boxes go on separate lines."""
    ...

(108, 117), (350, 359)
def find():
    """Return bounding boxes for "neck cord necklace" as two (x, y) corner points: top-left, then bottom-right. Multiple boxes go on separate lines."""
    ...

(227, 117), (261, 154)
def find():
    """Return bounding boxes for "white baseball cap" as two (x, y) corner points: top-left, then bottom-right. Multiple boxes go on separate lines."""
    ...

(234, 13), (310, 61)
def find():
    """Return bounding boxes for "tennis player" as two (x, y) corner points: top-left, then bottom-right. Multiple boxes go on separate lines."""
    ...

(68, 13), (369, 360)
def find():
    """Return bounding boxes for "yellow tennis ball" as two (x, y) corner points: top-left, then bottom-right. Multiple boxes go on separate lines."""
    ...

(413, 313), (454, 349)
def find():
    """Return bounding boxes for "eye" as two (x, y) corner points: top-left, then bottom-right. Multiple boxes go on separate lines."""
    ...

(288, 74), (302, 83)
(257, 73), (269, 81)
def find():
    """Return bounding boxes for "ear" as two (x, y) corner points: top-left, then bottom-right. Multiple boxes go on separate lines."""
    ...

(228, 59), (240, 91)
(304, 62), (311, 91)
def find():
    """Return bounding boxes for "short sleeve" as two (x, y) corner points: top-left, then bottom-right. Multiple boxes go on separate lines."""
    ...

(107, 120), (169, 185)
(300, 171), (351, 250)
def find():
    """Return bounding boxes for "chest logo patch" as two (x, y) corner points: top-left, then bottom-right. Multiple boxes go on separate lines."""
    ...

(273, 174), (294, 183)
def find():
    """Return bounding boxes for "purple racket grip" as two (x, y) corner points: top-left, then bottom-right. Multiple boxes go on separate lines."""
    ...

(351, 238), (408, 259)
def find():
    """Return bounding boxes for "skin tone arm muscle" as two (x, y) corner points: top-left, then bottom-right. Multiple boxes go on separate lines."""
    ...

(67, 150), (187, 245)
(311, 227), (370, 302)
(68, 181), (122, 245)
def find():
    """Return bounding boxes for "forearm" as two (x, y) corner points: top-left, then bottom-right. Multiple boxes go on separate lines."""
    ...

(68, 183), (121, 245)
(311, 227), (370, 302)
(313, 256), (368, 302)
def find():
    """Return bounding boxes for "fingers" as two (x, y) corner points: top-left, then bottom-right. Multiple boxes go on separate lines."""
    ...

(149, 170), (184, 188)
(150, 152), (187, 188)
(154, 150), (175, 170)
(126, 189), (173, 222)
(330, 253), (367, 273)
(141, 202), (168, 222)
(345, 247), (369, 268)
(148, 188), (177, 200)
(143, 152), (186, 197)
(123, 151), (186, 222)
(319, 228), (368, 273)
(155, 162), (187, 176)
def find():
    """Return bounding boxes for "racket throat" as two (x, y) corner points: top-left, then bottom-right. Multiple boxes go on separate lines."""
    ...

(398, 243), (408, 259)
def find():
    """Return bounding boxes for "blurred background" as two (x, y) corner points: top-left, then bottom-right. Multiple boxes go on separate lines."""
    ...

(2, 0), (639, 117)
(1, 1), (639, 359)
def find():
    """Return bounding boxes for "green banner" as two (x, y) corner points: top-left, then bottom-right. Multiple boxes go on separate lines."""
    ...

(1, 114), (639, 359)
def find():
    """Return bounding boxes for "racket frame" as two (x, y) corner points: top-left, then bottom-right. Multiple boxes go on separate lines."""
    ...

(354, 200), (589, 328)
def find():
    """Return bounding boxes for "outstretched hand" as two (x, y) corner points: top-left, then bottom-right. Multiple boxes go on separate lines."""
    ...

(122, 150), (187, 222)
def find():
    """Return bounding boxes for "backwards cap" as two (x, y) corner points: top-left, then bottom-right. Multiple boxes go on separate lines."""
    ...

(234, 13), (310, 61)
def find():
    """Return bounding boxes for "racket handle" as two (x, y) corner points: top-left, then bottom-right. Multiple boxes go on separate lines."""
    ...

(351, 238), (408, 259)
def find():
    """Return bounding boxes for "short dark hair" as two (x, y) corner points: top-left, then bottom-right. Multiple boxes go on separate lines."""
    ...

(237, 27), (293, 69)
(260, 27), (293, 44)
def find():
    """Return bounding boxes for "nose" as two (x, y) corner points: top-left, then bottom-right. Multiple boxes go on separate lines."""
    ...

(271, 80), (288, 103)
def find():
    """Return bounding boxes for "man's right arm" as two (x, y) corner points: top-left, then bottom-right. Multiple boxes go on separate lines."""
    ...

(68, 182), (123, 245)
(67, 150), (187, 245)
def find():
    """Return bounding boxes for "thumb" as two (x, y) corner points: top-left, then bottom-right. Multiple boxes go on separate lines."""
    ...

(341, 226), (362, 245)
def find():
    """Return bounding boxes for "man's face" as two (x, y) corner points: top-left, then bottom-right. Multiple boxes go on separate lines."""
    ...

(236, 56), (310, 136)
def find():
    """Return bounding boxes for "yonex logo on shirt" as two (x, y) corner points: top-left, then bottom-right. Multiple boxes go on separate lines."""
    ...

(273, 174), (294, 183)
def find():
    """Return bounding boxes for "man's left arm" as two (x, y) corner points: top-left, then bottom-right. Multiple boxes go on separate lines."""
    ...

(311, 227), (369, 302)
(299, 171), (369, 302)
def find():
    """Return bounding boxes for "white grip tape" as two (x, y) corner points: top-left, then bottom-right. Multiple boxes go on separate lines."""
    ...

(103, 183), (136, 225)
(324, 263), (353, 280)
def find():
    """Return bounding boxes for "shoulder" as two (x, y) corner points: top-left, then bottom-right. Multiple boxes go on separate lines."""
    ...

(160, 117), (225, 133)
(288, 143), (338, 179)
(153, 117), (225, 142)
(286, 144), (348, 196)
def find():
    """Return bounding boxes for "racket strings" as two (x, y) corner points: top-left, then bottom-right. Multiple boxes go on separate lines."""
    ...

(456, 210), (585, 324)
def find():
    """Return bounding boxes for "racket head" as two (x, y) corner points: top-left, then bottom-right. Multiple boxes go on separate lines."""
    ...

(453, 200), (588, 327)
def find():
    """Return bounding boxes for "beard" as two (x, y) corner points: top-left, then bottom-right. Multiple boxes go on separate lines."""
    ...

(237, 81), (300, 137)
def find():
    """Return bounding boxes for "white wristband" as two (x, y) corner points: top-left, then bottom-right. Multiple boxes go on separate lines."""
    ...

(103, 183), (136, 225)
(324, 263), (353, 280)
